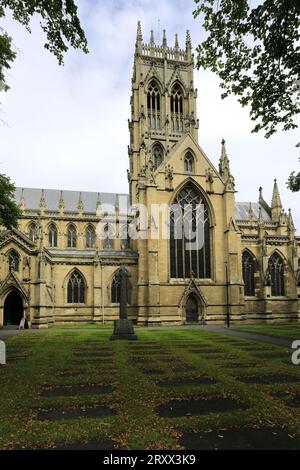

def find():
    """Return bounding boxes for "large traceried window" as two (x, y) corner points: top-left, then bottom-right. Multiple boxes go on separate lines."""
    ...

(242, 251), (256, 296)
(86, 225), (95, 248)
(48, 223), (58, 247)
(8, 250), (20, 272)
(269, 253), (285, 296)
(67, 224), (77, 248)
(147, 81), (161, 129)
(170, 183), (211, 279)
(67, 270), (85, 303)
(171, 83), (184, 131)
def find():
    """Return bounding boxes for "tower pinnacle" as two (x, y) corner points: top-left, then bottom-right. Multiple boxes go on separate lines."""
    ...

(271, 179), (283, 222)
(136, 21), (142, 44)
(219, 139), (230, 178)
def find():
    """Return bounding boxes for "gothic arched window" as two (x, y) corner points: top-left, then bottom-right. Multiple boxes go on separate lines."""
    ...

(269, 253), (285, 296)
(86, 225), (95, 248)
(153, 144), (164, 170)
(48, 223), (58, 247)
(67, 270), (85, 303)
(170, 183), (211, 279)
(8, 250), (20, 272)
(103, 224), (113, 249)
(242, 251), (256, 296)
(184, 152), (193, 172)
(28, 223), (37, 243)
(67, 224), (77, 248)
(111, 269), (130, 303)
(171, 83), (184, 131)
(147, 81), (161, 129)
(120, 225), (130, 250)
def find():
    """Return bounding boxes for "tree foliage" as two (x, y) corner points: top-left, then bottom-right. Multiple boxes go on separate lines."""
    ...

(0, 0), (88, 91)
(0, 173), (21, 229)
(193, 0), (300, 191)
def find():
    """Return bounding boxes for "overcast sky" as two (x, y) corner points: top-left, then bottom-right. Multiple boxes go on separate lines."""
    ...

(0, 0), (299, 230)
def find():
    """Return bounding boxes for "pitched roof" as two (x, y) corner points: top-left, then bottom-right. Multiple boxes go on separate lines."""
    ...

(235, 202), (271, 221)
(14, 187), (271, 222)
(14, 188), (129, 215)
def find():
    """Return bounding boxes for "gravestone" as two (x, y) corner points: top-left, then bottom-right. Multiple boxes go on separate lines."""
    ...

(0, 340), (6, 365)
(110, 266), (137, 340)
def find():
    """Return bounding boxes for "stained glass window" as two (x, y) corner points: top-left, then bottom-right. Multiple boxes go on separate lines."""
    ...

(67, 271), (85, 303)
(170, 183), (211, 278)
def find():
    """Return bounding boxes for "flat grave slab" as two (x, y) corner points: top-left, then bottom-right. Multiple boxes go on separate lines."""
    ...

(50, 439), (118, 450)
(40, 384), (113, 397)
(157, 376), (217, 387)
(157, 357), (182, 363)
(235, 374), (299, 384)
(287, 395), (300, 407)
(253, 351), (289, 358)
(222, 363), (260, 369)
(170, 366), (197, 373)
(57, 369), (93, 377)
(187, 348), (224, 354)
(156, 397), (249, 417)
(140, 368), (166, 375)
(71, 359), (114, 365)
(72, 353), (114, 359)
(179, 427), (300, 450)
(36, 405), (116, 422)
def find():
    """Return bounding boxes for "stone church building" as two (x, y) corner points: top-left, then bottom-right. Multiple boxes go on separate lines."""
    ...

(0, 24), (299, 328)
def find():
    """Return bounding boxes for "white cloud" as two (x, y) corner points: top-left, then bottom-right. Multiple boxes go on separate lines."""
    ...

(0, 0), (299, 230)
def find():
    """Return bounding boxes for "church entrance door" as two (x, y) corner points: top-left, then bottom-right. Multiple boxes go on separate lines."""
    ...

(185, 294), (199, 323)
(3, 290), (24, 326)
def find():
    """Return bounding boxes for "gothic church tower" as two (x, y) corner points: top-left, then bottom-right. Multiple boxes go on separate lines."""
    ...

(128, 22), (199, 204)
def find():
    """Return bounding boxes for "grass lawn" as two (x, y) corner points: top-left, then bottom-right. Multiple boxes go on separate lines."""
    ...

(232, 324), (300, 341)
(1, 328), (300, 450)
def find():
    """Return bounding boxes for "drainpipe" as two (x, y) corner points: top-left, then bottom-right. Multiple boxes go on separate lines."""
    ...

(225, 262), (230, 328)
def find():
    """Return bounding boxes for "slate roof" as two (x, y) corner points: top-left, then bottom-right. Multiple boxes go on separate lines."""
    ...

(235, 202), (271, 222)
(14, 187), (271, 222)
(14, 188), (129, 215)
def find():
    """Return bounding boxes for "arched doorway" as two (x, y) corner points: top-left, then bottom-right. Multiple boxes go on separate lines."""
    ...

(185, 294), (199, 323)
(3, 290), (24, 326)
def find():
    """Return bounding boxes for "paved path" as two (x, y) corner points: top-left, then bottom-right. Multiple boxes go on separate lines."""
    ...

(201, 325), (292, 348)
(0, 329), (22, 341)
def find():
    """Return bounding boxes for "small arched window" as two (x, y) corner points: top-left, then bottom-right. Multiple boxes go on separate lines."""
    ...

(48, 223), (58, 247)
(153, 144), (164, 170)
(170, 84), (183, 131)
(68, 224), (77, 248)
(67, 270), (85, 303)
(147, 81), (161, 129)
(28, 223), (38, 243)
(8, 250), (20, 272)
(184, 152), (193, 173)
(111, 269), (130, 303)
(103, 224), (113, 249)
(269, 253), (285, 296)
(242, 251), (256, 296)
(86, 225), (95, 248)
(120, 224), (130, 250)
